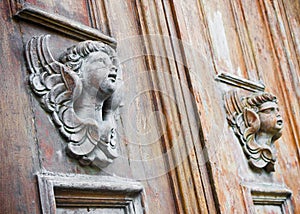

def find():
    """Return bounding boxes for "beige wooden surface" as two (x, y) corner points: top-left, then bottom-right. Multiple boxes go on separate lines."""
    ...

(0, 0), (299, 213)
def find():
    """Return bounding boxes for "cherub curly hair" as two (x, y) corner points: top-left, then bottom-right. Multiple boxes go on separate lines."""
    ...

(59, 41), (119, 76)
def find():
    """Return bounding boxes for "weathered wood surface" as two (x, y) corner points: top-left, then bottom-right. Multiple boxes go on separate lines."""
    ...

(37, 173), (146, 213)
(0, 1), (41, 213)
(0, 0), (299, 213)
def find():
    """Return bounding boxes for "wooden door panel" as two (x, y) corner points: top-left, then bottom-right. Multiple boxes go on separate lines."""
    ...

(0, 0), (299, 213)
(0, 1), (41, 213)
(11, 0), (204, 213)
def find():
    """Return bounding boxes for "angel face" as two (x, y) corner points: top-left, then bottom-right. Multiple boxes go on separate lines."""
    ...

(258, 101), (283, 136)
(81, 51), (119, 97)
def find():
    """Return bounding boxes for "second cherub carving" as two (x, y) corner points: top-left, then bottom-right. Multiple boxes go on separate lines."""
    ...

(224, 91), (283, 172)
(26, 35), (123, 168)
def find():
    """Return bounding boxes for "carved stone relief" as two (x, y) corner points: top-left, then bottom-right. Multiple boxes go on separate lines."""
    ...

(26, 35), (123, 168)
(224, 91), (283, 172)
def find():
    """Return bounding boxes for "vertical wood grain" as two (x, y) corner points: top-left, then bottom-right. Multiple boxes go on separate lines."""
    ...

(0, 1), (41, 213)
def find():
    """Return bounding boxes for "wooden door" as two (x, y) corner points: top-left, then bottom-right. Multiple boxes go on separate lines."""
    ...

(0, 0), (299, 213)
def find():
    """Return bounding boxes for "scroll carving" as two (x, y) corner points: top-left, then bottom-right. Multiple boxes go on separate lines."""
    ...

(26, 35), (123, 168)
(224, 91), (283, 172)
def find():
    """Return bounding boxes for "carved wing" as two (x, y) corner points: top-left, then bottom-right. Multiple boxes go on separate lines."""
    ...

(26, 35), (98, 158)
(224, 91), (260, 157)
(224, 91), (246, 144)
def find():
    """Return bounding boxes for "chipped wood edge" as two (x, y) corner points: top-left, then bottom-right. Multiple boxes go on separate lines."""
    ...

(14, 3), (117, 47)
(215, 72), (265, 92)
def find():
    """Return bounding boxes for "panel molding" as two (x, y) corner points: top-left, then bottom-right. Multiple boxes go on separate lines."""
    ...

(86, 0), (111, 36)
(13, 2), (116, 46)
(132, 0), (217, 212)
(241, 182), (293, 214)
(37, 172), (146, 214)
(215, 72), (265, 92)
(199, 0), (264, 91)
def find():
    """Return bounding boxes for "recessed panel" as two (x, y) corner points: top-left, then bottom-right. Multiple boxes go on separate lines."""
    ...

(57, 207), (125, 214)
(254, 205), (283, 214)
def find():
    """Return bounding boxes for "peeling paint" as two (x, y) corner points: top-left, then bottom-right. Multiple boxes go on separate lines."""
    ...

(207, 11), (234, 72)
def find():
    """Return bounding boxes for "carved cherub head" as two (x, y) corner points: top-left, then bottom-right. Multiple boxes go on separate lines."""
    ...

(58, 41), (123, 166)
(59, 41), (123, 122)
(244, 93), (283, 142)
(225, 91), (283, 172)
(60, 41), (120, 100)
(27, 35), (123, 168)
